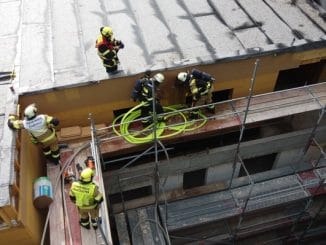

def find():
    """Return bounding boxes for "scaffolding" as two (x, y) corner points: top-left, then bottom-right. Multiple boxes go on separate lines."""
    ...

(88, 60), (326, 244)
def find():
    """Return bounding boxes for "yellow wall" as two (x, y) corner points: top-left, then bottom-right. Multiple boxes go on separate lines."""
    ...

(19, 48), (326, 128)
(17, 131), (45, 244)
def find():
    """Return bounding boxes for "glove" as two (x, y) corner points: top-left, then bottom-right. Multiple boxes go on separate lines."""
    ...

(119, 41), (124, 49)
(94, 197), (103, 206)
(69, 195), (76, 204)
(8, 114), (17, 120)
(7, 115), (18, 130)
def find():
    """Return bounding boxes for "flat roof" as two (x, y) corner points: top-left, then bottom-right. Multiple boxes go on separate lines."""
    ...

(0, 0), (325, 206)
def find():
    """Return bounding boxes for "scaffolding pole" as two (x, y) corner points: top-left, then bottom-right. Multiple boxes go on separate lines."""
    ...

(228, 59), (260, 190)
(231, 153), (255, 241)
(89, 113), (111, 245)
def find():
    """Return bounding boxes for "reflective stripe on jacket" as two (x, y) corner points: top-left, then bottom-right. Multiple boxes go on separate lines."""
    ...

(141, 81), (154, 102)
(189, 78), (212, 101)
(96, 35), (116, 59)
(69, 181), (97, 209)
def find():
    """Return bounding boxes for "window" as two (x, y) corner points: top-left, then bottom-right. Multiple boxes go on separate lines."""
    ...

(274, 61), (324, 91)
(238, 153), (277, 177)
(183, 169), (206, 189)
(109, 185), (152, 204)
(212, 89), (233, 103)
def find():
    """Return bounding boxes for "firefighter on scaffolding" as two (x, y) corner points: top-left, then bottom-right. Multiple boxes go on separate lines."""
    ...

(132, 72), (165, 127)
(69, 168), (103, 230)
(7, 104), (61, 164)
(176, 69), (215, 120)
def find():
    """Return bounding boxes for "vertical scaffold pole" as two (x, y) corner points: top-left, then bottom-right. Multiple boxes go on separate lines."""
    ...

(89, 113), (110, 245)
(228, 59), (260, 190)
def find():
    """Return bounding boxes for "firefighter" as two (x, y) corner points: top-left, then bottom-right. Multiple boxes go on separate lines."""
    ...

(95, 26), (124, 74)
(131, 70), (152, 102)
(132, 72), (165, 127)
(177, 69), (215, 119)
(7, 104), (61, 164)
(69, 168), (103, 230)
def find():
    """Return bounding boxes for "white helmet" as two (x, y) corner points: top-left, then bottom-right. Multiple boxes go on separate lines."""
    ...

(153, 73), (165, 83)
(24, 104), (37, 119)
(177, 72), (188, 82)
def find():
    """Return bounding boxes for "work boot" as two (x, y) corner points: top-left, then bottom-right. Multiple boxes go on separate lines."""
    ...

(91, 218), (98, 230)
(79, 219), (90, 229)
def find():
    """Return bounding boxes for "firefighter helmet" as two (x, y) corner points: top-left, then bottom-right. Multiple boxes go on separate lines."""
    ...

(24, 104), (37, 120)
(100, 26), (113, 37)
(80, 168), (94, 182)
(177, 72), (188, 82)
(153, 73), (165, 84)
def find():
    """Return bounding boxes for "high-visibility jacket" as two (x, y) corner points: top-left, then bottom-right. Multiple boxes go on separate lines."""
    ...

(8, 114), (58, 144)
(69, 181), (103, 209)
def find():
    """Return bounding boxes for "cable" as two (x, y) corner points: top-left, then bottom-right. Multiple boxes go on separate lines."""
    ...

(112, 104), (208, 144)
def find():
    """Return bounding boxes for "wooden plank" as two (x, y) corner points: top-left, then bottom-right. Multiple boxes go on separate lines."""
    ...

(62, 146), (98, 245)
(60, 149), (82, 245)
(81, 227), (98, 245)
(47, 163), (66, 245)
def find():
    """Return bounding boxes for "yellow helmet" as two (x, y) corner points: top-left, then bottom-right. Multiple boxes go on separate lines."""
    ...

(100, 26), (113, 37)
(80, 168), (94, 182)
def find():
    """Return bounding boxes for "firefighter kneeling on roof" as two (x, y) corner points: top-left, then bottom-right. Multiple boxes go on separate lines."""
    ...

(69, 168), (103, 230)
(7, 103), (61, 164)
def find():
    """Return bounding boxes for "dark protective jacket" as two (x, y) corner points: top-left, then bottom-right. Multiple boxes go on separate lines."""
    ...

(132, 77), (150, 102)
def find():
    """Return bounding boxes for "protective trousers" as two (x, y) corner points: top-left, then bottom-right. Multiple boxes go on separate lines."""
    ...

(140, 101), (164, 127)
(41, 134), (60, 164)
(78, 206), (100, 229)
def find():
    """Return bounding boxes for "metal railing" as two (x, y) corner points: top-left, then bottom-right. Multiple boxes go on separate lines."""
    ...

(86, 60), (326, 244)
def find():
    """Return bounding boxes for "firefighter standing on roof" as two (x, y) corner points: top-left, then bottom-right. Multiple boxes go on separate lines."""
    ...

(177, 69), (216, 119)
(7, 104), (61, 164)
(69, 168), (103, 230)
(95, 26), (124, 74)
(132, 72), (165, 127)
